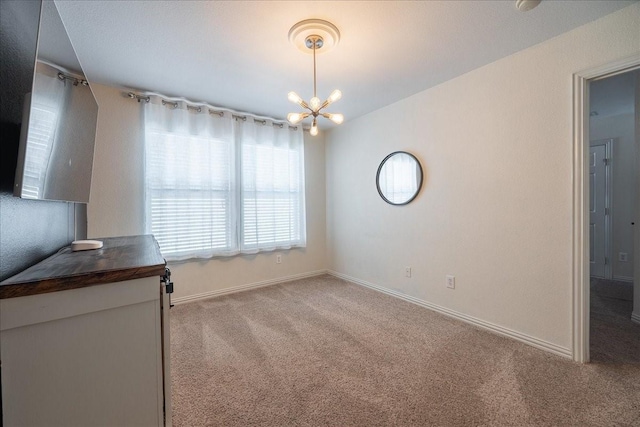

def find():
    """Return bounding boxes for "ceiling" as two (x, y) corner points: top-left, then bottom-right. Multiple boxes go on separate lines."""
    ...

(54, 0), (636, 129)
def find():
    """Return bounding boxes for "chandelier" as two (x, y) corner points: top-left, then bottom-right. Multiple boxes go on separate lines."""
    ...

(287, 20), (343, 136)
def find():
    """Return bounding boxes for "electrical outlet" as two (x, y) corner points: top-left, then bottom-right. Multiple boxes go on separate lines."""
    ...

(276, 254), (282, 264)
(446, 275), (455, 289)
(405, 267), (412, 278)
(619, 252), (628, 262)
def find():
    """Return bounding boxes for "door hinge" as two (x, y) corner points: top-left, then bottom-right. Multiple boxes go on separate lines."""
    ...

(604, 257), (609, 265)
(605, 207), (610, 215)
(603, 158), (610, 165)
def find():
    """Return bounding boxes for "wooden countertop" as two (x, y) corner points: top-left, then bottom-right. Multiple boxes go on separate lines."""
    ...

(0, 235), (166, 299)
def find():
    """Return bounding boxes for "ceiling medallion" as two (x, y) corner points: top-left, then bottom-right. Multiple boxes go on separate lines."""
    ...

(287, 19), (343, 136)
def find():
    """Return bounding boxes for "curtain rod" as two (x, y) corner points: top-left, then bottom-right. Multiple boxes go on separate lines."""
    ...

(38, 59), (87, 84)
(126, 91), (305, 132)
(58, 72), (88, 86)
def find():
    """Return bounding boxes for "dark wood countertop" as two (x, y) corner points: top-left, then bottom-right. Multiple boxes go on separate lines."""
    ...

(0, 235), (166, 299)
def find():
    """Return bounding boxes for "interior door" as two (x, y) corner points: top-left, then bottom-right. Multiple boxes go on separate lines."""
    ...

(590, 144), (607, 278)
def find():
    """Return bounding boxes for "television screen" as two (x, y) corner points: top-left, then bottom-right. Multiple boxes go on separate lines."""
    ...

(13, 0), (98, 203)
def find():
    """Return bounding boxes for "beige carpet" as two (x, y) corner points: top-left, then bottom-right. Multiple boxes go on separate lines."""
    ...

(171, 275), (640, 426)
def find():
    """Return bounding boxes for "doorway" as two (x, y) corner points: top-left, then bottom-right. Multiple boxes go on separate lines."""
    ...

(572, 56), (640, 363)
(588, 71), (638, 363)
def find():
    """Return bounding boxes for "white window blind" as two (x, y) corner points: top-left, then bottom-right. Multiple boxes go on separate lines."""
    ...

(240, 119), (305, 252)
(144, 96), (305, 261)
(22, 105), (58, 199)
(144, 98), (236, 260)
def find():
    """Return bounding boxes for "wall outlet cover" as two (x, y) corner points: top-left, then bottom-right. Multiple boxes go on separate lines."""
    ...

(446, 275), (455, 289)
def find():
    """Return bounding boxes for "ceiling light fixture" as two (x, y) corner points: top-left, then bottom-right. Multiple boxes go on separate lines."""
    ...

(287, 19), (343, 136)
(515, 0), (541, 12)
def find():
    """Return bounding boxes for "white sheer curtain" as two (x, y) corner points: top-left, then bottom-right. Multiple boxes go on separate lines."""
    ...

(239, 118), (306, 252)
(144, 96), (236, 260)
(21, 62), (68, 199)
(144, 95), (306, 260)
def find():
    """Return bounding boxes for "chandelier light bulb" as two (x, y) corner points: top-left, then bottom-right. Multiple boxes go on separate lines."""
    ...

(310, 96), (321, 112)
(323, 113), (344, 124)
(288, 91), (303, 105)
(328, 89), (342, 103)
(287, 113), (302, 124)
(310, 119), (318, 136)
(287, 112), (308, 125)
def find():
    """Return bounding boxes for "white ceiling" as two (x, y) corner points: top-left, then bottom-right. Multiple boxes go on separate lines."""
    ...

(54, 0), (636, 128)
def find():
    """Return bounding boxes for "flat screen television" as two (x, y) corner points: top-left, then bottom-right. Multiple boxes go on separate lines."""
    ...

(13, 0), (98, 203)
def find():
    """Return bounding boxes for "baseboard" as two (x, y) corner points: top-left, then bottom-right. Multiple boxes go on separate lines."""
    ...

(632, 312), (640, 325)
(327, 270), (572, 359)
(172, 269), (328, 305)
(612, 275), (634, 283)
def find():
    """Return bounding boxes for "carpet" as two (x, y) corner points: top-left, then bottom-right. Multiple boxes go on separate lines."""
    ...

(171, 275), (640, 426)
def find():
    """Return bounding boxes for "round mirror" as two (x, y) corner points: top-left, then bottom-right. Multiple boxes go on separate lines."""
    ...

(376, 151), (423, 205)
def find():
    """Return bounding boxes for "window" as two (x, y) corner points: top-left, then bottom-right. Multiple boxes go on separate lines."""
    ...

(240, 120), (305, 252)
(22, 105), (58, 199)
(144, 97), (305, 261)
(145, 130), (235, 257)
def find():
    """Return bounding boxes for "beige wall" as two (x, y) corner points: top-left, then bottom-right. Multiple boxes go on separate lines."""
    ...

(88, 84), (327, 300)
(325, 4), (640, 353)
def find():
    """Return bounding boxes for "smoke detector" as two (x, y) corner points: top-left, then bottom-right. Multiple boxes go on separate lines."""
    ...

(516, 0), (541, 12)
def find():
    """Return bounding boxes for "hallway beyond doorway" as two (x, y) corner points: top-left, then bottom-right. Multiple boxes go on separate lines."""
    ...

(590, 277), (639, 364)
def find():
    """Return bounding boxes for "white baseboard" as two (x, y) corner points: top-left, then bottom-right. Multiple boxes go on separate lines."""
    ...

(612, 275), (634, 283)
(632, 313), (640, 325)
(327, 270), (572, 359)
(172, 270), (328, 305)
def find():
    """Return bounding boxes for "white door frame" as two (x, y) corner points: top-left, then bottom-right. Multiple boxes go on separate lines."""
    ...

(589, 139), (613, 280)
(572, 54), (640, 363)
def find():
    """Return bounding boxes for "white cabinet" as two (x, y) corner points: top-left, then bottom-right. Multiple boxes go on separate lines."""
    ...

(1, 277), (167, 426)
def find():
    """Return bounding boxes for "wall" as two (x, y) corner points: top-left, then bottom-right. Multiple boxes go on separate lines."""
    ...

(325, 4), (640, 354)
(87, 83), (327, 300)
(590, 111), (636, 281)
